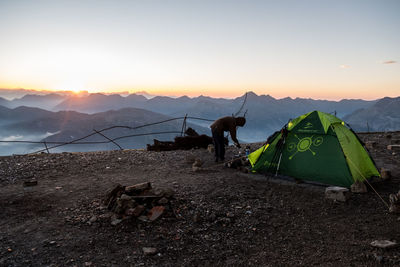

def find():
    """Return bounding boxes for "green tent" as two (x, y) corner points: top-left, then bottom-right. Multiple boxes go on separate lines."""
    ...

(248, 110), (380, 187)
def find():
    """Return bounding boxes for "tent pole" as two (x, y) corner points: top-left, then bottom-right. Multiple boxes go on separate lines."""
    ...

(275, 134), (286, 176)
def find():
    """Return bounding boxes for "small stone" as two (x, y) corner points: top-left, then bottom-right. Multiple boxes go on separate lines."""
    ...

(226, 212), (235, 218)
(370, 240), (398, 249)
(163, 188), (175, 198)
(365, 141), (377, 150)
(325, 186), (351, 202)
(152, 188), (165, 196)
(126, 205), (145, 217)
(389, 193), (398, 204)
(350, 181), (367, 193)
(120, 194), (132, 201)
(381, 168), (391, 180)
(192, 166), (202, 172)
(84, 262), (93, 266)
(192, 158), (203, 167)
(158, 197), (169, 205)
(207, 144), (214, 154)
(147, 206), (165, 221)
(88, 216), (97, 223)
(111, 218), (122, 226)
(138, 215), (148, 222)
(142, 247), (157, 256)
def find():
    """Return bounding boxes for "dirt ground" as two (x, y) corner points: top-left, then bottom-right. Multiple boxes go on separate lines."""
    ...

(1, 132), (400, 266)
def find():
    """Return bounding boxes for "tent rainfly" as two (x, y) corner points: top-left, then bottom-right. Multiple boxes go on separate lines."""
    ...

(248, 110), (380, 187)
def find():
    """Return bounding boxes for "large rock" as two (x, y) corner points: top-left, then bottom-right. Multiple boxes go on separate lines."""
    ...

(325, 186), (351, 202)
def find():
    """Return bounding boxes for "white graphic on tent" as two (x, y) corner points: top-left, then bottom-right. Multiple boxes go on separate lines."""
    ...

(287, 135), (323, 160)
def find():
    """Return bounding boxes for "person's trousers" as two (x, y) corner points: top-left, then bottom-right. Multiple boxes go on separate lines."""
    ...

(212, 130), (225, 161)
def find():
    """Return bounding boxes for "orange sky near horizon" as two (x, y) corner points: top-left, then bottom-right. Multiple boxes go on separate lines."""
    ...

(1, 83), (399, 101)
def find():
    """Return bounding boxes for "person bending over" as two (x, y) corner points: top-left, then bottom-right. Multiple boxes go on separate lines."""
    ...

(210, 116), (246, 162)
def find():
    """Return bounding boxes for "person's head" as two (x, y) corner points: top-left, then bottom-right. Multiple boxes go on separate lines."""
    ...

(235, 117), (246, 127)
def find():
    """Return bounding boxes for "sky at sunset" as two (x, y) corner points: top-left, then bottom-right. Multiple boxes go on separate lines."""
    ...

(0, 0), (399, 100)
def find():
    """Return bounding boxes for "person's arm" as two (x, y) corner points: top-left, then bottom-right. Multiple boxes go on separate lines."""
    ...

(229, 126), (240, 148)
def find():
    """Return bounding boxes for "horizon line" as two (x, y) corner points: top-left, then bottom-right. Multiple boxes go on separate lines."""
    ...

(0, 87), (392, 102)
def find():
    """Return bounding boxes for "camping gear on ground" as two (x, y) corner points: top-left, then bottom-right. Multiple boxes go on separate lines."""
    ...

(248, 110), (380, 187)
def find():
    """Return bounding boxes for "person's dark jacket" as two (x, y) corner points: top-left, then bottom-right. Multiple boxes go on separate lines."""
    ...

(210, 116), (246, 146)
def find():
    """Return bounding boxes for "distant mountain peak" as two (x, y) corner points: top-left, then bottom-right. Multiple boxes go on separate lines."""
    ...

(134, 91), (156, 99)
(246, 91), (258, 97)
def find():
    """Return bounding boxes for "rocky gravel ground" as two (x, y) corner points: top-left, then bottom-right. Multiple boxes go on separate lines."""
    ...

(0, 132), (400, 266)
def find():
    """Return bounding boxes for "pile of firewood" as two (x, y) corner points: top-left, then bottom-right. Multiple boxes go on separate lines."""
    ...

(104, 182), (175, 222)
(146, 127), (228, 151)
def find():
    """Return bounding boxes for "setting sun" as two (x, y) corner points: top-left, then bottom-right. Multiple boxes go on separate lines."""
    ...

(55, 80), (87, 93)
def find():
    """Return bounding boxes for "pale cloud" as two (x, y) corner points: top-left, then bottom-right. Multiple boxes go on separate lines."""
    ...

(1, 135), (23, 141)
(382, 60), (397, 64)
(340, 65), (350, 69)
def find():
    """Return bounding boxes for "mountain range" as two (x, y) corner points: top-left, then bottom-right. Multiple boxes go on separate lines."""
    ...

(0, 106), (209, 155)
(344, 96), (400, 132)
(1, 90), (399, 155)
